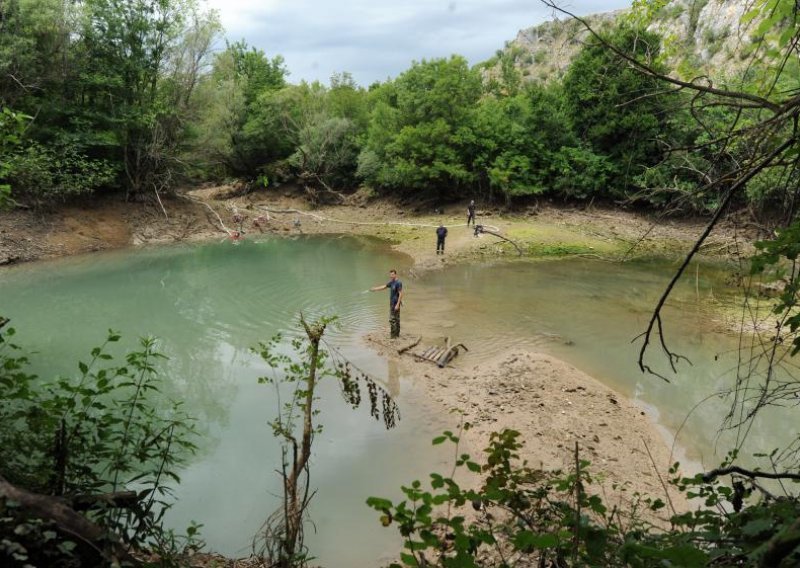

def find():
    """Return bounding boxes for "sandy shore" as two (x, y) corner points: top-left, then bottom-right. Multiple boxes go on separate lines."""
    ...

(366, 332), (689, 516)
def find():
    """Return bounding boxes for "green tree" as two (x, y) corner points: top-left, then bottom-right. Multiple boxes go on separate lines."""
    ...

(562, 25), (670, 198)
(0, 0), (118, 206)
(188, 41), (288, 178)
(359, 56), (481, 196)
(0, 0), (219, 205)
(79, 0), (219, 199)
(470, 85), (576, 201)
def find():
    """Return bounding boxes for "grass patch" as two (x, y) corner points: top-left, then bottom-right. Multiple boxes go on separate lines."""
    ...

(506, 223), (621, 256)
(526, 242), (597, 257)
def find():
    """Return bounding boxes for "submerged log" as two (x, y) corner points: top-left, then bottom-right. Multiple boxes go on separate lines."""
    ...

(430, 348), (446, 361)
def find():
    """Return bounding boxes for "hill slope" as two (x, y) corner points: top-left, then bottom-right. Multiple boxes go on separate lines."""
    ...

(483, 0), (762, 83)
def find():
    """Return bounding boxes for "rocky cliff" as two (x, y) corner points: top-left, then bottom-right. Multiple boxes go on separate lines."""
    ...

(484, 0), (765, 83)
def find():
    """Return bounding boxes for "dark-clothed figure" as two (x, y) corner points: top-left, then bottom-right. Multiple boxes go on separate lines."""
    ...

(436, 224), (448, 254)
(370, 269), (404, 338)
(467, 200), (476, 226)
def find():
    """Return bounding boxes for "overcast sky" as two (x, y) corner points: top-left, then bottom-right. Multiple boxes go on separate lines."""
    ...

(203, 0), (633, 86)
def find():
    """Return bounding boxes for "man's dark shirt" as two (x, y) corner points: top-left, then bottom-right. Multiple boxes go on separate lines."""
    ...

(387, 279), (403, 308)
(467, 204), (475, 216)
(436, 226), (447, 240)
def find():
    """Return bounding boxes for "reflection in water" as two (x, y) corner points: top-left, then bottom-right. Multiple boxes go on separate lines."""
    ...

(0, 237), (450, 566)
(410, 259), (798, 470)
(2, 243), (796, 563)
(387, 359), (401, 398)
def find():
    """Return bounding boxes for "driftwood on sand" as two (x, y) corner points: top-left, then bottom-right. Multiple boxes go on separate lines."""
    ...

(397, 336), (421, 355)
(406, 336), (468, 368)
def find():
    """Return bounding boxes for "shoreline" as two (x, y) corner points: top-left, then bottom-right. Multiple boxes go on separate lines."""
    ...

(364, 332), (692, 516)
(1, 184), (754, 268)
(1, 186), (745, 553)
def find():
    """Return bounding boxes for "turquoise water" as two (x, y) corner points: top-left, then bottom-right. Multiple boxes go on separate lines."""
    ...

(0, 237), (451, 566)
(1, 238), (796, 565)
(409, 258), (798, 469)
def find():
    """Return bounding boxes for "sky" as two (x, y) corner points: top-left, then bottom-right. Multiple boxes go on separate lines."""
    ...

(203, 0), (633, 86)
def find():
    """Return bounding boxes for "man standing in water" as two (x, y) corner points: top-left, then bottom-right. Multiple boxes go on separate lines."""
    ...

(370, 269), (403, 339)
(466, 200), (476, 227)
(436, 223), (448, 255)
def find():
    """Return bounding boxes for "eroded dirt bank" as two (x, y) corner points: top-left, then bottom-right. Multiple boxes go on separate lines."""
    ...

(0, 184), (753, 268)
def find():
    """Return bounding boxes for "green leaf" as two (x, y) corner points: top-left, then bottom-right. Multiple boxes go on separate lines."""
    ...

(513, 531), (558, 550)
(657, 545), (709, 565)
(366, 496), (394, 510)
(741, 517), (772, 537)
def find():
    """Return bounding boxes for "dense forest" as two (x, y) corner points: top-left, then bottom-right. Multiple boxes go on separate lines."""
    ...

(0, 0), (796, 217)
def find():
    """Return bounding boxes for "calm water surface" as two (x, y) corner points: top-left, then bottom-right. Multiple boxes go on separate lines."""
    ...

(0, 237), (452, 566)
(1, 239), (796, 565)
(409, 258), (798, 468)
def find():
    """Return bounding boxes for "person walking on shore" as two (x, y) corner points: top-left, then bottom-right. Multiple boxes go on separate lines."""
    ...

(370, 269), (403, 338)
(466, 200), (476, 227)
(436, 224), (448, 255)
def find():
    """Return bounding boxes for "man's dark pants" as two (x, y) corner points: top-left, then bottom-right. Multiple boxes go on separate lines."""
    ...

(389, 308), (400, 338)
(437, 237), (445, 254)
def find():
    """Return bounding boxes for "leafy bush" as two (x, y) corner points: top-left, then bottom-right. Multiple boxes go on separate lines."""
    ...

(4, 143), (116, 207)
(0, 107), (29, 207)
(370, 427), (800, 567)
(0, 323), (199, 565)
(551, 145), (616, 200)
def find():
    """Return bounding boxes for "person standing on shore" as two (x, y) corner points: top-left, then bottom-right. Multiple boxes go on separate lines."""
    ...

(370, 269), (403, 338)
(436, 224), (448, 255)
(466, 200), (476, 227)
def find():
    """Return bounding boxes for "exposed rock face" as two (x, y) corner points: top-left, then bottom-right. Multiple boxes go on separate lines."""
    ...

(649, 0), (754, 74)
(486, 0), (768, 83)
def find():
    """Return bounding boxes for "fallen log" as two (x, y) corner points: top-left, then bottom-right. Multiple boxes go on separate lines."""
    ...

(72, 490), (141, 512)
(397, 336), (421, 355)
(475, 226), (523, 256)
(0, 475), (131, 563)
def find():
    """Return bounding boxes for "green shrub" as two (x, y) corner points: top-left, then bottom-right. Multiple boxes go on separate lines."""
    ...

(0, 324), (199, 565)
(5, 143), (116, 207)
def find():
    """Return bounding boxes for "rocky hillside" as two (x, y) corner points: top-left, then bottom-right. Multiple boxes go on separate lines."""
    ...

(483, 0), (763, 83)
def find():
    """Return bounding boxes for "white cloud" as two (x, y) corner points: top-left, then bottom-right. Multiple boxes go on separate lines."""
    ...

(202, 0), (633, 85)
